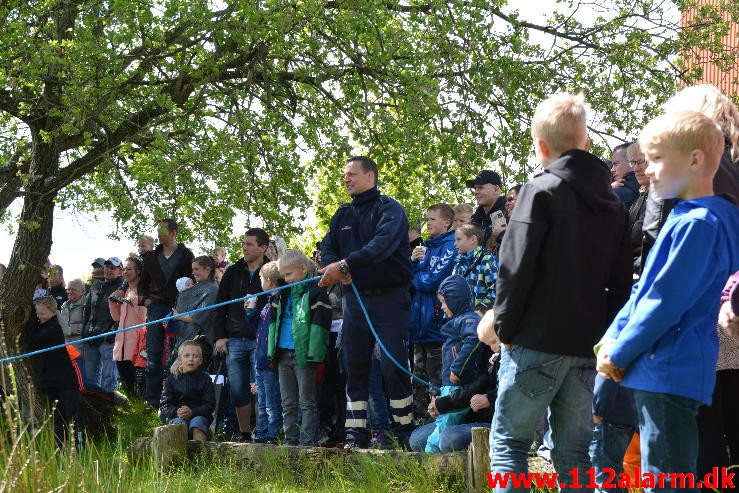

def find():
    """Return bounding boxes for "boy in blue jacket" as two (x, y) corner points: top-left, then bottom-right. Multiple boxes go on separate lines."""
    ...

(423, 275), (484, 452)
(409, 203), (457, 421)
(597, 110), (739, 489)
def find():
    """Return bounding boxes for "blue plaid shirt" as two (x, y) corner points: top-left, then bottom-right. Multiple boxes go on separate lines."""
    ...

(451, 246), (499, 310)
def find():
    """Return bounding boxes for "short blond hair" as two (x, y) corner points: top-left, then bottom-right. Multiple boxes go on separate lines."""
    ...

(453, 203), (474, 216)
(625, 142), (642, 161)
(639, 111), (724, 172)
(33, 295), (57, 313)
(278, 249), (315, 275)
(662, 84), (737, 160)
(260, 261), (282, 282)
(531, 93), (588, 156)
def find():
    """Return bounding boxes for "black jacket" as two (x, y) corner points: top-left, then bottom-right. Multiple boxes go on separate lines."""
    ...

(641, 146), (739, 270)
(25, 316), (77, 390)
(435, 360), (498, 424)
(494, 150), (633, 357)
(139, 243), (194, 307)
(613, 171), (640, 210)
(82, 276), (123, 338)
(159, 370), (215, 424)
(471, 196), (506, 247)
(212, 258), (268, 340)
(321, 187), (412, 291)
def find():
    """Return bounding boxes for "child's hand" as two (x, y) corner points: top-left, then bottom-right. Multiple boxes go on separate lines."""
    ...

(449, 371), (460, 385)
(719, 301), (739, 337)
(427, 397), (439, 418)
(250, 382), (257, 395)
(596, 350), (624, 382)
(592, 415), (603, 424)
(176, 405), (192, 420)
(477, 309), (501, 352)
(469, 394), (491, 412)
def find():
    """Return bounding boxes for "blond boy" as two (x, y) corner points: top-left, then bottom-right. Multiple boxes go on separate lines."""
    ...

(488, 93), (632, 492)
(596, 111), (739, 488)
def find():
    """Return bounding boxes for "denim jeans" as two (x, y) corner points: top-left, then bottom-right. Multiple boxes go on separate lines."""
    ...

(168, 416), (210, 436)
(226, 337), (256, 407)
(83, 340), (118, 393)
(491, 345), (596, 493)
(411, 421), (490, 452)
(369, 344), (390, 430)
(634, 390), (702, 493)
(278, 350), (318, 445)
(145, 302), (170, 406)
(589, 421), (636, 493)
(255, 366), (282, 439)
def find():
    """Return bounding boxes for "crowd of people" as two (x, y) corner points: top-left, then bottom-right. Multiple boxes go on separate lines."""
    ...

(8, 82), (739, 493)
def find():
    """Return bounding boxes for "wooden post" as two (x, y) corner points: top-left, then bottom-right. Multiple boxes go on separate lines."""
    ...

(467, 427), (491, 493)
(151, 423), (188, 469)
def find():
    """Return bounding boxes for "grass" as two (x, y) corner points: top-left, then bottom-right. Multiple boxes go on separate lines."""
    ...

(0, 394), (468, 492)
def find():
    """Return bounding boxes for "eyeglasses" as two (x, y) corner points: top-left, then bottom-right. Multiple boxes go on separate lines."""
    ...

(628, 159), (647, 168)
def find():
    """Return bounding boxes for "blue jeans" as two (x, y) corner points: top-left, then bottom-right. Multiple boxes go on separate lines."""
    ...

(168, 416), (210, 436)
(255, 366), (282, 439)
(411, 422), (491, 452)
(491, 345), (595, 493)
(368, 344), (390, 430)
(145, 302), (170, 406)
(634, 390), (702, 493)
(589, 421), (636, 493)
(83, 340), (118, 393)
(226, 337), (256, 407)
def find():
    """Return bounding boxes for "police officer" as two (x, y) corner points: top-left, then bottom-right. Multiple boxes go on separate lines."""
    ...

(319, 156), (414, 449)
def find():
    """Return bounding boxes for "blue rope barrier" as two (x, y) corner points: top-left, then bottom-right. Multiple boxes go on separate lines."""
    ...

(349, 282), (441, 392)
(0, 275), (322, 364)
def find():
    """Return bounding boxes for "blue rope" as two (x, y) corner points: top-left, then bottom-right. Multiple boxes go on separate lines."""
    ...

(0, 275), (322, 364)
(349, 283), (441, 392)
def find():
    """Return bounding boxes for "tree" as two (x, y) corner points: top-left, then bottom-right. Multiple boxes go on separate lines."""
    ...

(0, 0), (736, 416)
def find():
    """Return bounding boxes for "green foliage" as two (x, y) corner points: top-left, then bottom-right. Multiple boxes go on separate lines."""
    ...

(0, 0), (736, 250)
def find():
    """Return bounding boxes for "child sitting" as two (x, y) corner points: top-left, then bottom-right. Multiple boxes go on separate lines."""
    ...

(252, 261), (283, 444)
(423, 275), (484, 452)
(26, 295), (79, 445)
(159, 339), (215, 441)
(596, 110), (739, 484)
(268, 249), (332, 445)
(451, 223), (499, 315)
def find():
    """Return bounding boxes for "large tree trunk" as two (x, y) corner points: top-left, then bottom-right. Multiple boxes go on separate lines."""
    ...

(0, 134), (59, 424)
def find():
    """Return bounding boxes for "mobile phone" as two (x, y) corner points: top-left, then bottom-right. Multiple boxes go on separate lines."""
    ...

(491, 210), (507, 230)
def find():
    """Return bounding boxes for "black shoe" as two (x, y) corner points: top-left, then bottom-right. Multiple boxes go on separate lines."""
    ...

(343, 440), (369, 450)
(253, 436), (277, 445)
(239, 431), (252, 443)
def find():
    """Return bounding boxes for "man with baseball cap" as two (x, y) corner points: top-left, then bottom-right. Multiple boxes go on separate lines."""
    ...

(82, 256), (124, 393)
(466, 170), (506, 247)
(90, 257), (106, 283)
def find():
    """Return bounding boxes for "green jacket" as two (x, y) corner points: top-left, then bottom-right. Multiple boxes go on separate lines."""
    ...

(267, 279), (331, 368)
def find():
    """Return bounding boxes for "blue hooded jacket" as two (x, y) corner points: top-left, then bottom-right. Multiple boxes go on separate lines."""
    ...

(438, 275), (483, 386)
(603, 195), (739, 404)
(409, 230), (457, 343)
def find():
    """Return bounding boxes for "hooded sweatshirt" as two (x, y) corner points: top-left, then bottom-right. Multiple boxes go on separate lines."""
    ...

(494, 149), (633, 357)
(438, 275), (483, 386)
(603, 195), (739, 404)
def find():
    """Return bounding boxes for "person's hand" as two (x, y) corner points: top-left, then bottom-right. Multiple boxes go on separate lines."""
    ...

(410, 246), (427, 262)
(112, 289), (125, 298)
(492, 226), (505, 239)
(469, 394), (491, 412)
(719, 300), (739, 337)
(215, 338), (228, 355)
(596, 342), (624, 382)
(450, 371), (460, 384)
(611, 179), (625, 189)
(477, 309), (501, 352)
(428, 396), (439, 418)
(143, 298), (152, 307)
(177, 405), (192, 420)
(593, 415), (603, 424)
(317, 262), (352, 288)
(250, 382), (257, 395)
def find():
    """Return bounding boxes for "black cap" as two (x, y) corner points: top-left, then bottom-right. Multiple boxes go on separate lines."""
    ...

(91, 257), (106, 267)
(465, 170), (502, 188)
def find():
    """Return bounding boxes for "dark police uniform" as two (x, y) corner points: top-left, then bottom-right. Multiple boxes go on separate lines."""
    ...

(321, 186), (414, 445)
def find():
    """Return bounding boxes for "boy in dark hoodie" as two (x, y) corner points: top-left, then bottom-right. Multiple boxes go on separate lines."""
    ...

(422, 275), (484, 452)
(597, 111), (739, 489)
(26, 296), (79, 445)
(490, 93), (632, 491)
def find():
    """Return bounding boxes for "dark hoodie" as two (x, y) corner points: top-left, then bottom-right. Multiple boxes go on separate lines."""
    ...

(494, 149), (632, 357)
(438, 275), (483, 386)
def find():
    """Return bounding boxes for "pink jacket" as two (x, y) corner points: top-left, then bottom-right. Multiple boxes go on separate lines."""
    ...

(109, 286), (147, 362)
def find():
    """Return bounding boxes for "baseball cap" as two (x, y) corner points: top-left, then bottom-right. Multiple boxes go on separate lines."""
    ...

(104, 257), (123, 268)
(91, 258), (106, 267)
(465, 170), (503, 188)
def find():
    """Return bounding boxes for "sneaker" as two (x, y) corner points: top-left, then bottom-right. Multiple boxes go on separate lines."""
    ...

(112, 391), (130, 407)
(253, 436), (277, 445)
(239, 431), (252, 443)
(343, 440), (369, 450)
